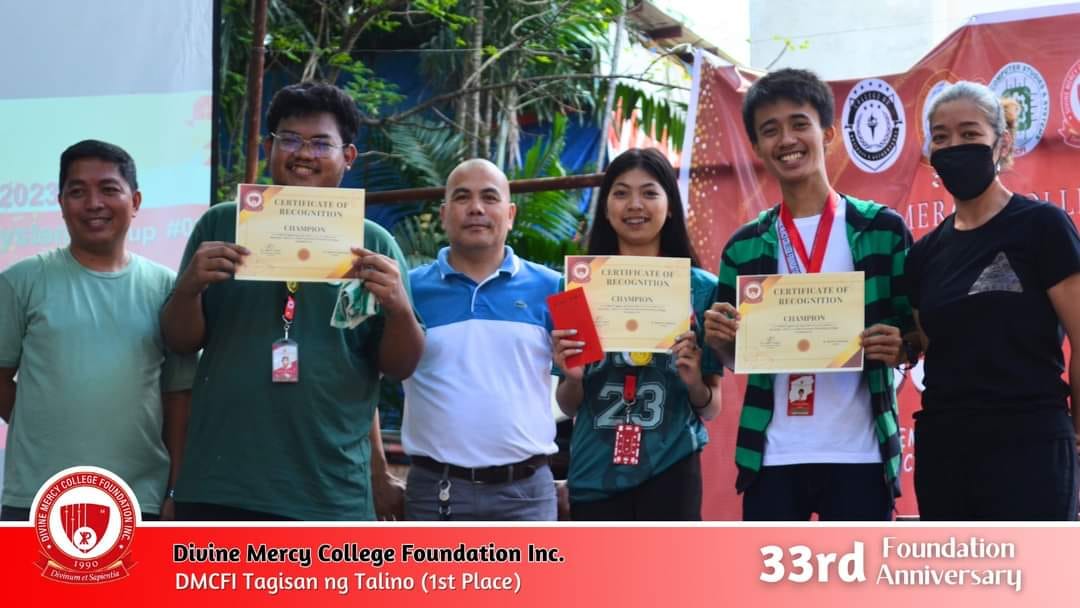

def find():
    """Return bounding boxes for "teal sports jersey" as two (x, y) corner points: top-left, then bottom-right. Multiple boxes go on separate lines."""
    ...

(568, 267), (720, 503)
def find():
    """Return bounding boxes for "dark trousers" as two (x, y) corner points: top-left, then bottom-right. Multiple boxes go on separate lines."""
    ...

(175, 502), (295, 521)
(1, 505), (159, 522)
(915, 409), (1079, 521)
(742, 463), (893, 521)
(570, 451), (702, 521)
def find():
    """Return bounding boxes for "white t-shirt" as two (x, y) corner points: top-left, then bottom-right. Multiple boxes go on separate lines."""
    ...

(763, 203), (881, 466)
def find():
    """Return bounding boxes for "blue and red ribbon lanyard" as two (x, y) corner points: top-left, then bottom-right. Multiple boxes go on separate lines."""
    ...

(776, 191), (838, 275)
(774, 191), (838, 416)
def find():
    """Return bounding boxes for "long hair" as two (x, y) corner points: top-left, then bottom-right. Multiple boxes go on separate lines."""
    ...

(587, 148), (700, 267)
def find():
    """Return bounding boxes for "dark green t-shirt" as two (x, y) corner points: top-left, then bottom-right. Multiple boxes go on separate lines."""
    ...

(568, 267), (720, 503)
(173, 202), (411, 520)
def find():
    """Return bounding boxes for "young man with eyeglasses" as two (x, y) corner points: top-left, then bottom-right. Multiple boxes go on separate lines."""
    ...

(0, 140), (196, 522)
(161, 82), (424, 521)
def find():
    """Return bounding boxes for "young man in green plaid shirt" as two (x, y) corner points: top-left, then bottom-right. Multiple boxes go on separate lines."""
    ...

(704, 69), (917, 520)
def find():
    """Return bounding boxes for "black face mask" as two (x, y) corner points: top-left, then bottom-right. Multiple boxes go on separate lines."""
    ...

(930, 143), (997, 201)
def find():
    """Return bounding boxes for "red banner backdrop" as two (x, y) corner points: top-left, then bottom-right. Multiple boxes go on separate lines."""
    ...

(686, 6), (1080, 519)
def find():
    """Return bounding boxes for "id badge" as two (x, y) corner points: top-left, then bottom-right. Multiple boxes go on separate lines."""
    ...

(613, 423), (642, 465)
(787, 374), (815, 416)
(272, 339), (299, 383)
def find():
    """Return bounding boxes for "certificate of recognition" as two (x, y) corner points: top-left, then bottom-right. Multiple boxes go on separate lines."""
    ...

(564, 255), (691, 352)
(234, 184), (364, 282)
(734, 272), (865, 374)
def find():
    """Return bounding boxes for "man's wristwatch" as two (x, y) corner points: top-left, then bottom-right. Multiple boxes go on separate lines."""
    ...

(165, 487), (176, 500)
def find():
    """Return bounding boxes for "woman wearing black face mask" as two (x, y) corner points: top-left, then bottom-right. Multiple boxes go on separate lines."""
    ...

(904, 81), (1080, 520)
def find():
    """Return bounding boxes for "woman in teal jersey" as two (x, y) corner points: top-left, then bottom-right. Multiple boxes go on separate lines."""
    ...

(552, 148), (723, 520)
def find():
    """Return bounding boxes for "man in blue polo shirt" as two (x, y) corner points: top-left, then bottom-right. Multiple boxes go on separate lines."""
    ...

(403, 159), (560, 521)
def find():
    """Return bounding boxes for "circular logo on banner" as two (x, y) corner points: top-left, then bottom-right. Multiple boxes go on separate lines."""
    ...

(570, 260), (592, 283)
(742, 279), (763, 304)
(32, 466), (140, 584)
(244, 190), (264, 211)
(842, 78), (907, 173)
(990, 62), (1050, 157)
(919, 77), (955, 158)
(1059, 59), (1080, 149)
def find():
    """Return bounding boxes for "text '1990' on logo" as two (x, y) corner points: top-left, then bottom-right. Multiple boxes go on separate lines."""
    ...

(31, 466), (140, 584)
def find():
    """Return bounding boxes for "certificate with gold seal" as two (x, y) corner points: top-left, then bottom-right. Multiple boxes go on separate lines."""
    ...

(734, 272), (865, 374)
(234, 184), (364, 282)
(564, 255), (691, 352)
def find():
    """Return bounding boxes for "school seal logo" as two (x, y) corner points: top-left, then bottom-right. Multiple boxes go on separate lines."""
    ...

(742, 279), (763, 304)
(990, 62), (1049, 157)
(1058, 59), (1080, 149)
(243, 189), (264, 211)
(570, 259), (592, 283)
(842, 78), (907, 173)
(32, 466), (139, 584)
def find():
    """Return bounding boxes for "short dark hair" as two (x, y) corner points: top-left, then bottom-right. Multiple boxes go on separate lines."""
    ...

(59, 139), (138, 191)
(742, 68), (834, 143)
(265, 82), (361, 144)
(588, 148), (700, 268)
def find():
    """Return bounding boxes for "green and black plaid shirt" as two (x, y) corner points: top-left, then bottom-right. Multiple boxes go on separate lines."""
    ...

(714, 195), (914, 498)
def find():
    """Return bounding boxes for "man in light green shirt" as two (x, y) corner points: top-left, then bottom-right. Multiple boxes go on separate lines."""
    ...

(0, 140), (196, 521)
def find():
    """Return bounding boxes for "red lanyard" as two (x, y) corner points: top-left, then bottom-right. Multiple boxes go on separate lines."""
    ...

(778, 191), (838, 273)
(283, 293), (296, 322)
(282, 282), (298, 339)
(623, 373), (638, 404)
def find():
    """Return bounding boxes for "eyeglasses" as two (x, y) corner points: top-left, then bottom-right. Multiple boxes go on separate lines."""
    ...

(270, 132), (348, 158)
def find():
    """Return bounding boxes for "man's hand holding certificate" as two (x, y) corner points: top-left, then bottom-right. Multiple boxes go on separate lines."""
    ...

(234, 183), (364, 282)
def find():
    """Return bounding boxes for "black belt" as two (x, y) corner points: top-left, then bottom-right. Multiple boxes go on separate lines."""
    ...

(411, 455), (549, 484)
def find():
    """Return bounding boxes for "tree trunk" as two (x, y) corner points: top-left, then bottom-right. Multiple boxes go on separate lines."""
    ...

(505, 86), (520, 171)
(465, 0), (484, 158)
(481, 89), (493, 160)
(585, 12), (625, 229)
(243, 0), (269, 183)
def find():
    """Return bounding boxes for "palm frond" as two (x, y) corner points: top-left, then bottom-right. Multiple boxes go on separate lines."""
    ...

(392, 207), (447, 268)
(508, 114), (583, 269)
(378, 119), (464, 188)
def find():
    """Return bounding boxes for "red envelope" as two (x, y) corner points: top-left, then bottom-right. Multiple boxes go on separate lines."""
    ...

(546, 288), (604, 368)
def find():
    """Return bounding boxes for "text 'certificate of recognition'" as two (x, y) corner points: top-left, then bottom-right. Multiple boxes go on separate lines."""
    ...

(234, 184), (364, 282)
(565, 255), (691, 352)
(735, 272), (864, 374)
